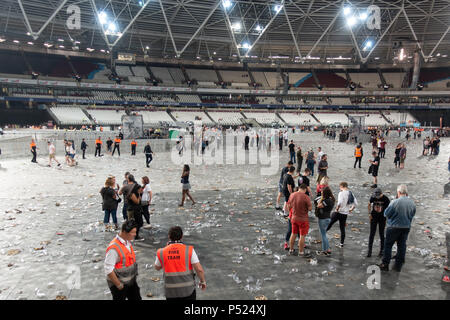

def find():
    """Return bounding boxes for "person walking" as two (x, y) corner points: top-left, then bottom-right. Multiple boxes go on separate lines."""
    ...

(179, 165), (195, 207)
(276, 161), (293, 210)
(282, 166), (296, 217)
(155, 226), (206, 300)
(368, 151), (380, 188)
(30, 139), (37, 163)
(81, 138), (88, 159)
(354, 143), (363, 168)
(112, 136), (121, 156)
(47, 141), (61, 167)
(286, 184), (312, 257)
(367, 188), (390, 257)
(131, 140), (137, 156)
(140, 176), (152, 226)
(104, 220), (141, 300)
(244, 133), (250, 151)
(399, 143), (406, 169)
(315, 186), (335, 256)
(144, 142), (153, 168)
(326, 182), (357, 248)
(378, 184), (416, 272)
(394, 143), (401, 168)
(101, 177), (119, 230)
(317, 154), (328, 184)
(305, 148), (316, 177)
(288, 140), (296, 164)
(95, 137), (103, 157)
(296, 147), (303, 173)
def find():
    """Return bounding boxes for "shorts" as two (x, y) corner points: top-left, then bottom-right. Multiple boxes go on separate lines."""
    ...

(69, 154), (75, 159)
(182, 183), (191, 190)
(400, 158), (405, 164)
(291, 221), (309, 236)
(278, 182), (283, 193)
(372, 169), (378, 177)
(49, 154), (56, 159)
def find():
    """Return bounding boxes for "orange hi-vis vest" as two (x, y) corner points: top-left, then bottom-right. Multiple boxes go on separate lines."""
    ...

(131, 141), (137, 146)
(106, 237), (138, 287)
(30, 142), (36, 149)
(157, 243), (195, 298)
(96, 139), (102, 145)
(355, 147), (362, 157)
(114, 138), (121, 144)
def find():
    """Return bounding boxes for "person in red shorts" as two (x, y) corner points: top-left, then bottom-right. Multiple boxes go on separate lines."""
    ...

(286, 184), (312, 257)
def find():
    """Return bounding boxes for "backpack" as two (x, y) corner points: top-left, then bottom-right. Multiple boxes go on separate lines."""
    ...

(347, 191), (355, 205)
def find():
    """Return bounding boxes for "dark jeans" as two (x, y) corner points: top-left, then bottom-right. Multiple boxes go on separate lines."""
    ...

(326, 212), (348, 244)
(368, 215), (386, 254)
(285, 218), (299, 242)
(128, 206), (143, 238)
(166, 289), (196, 301)
(95, 146), (101, 157)
(112, 145), (120, 156)
(82, 149), (86, 159)
(142, 205), (150, 224)
(306, 160), (315, 176)
(354, 157), (362, 168)
(382, 227), (410, 269)
(122, 203), (128, 221)
(296, 158), (302, 172)
(131, 146), (136, 155)
(31, 149), (37, 162)
(290, 152), (296, 163)
(378, 148), (385, 158)
(145, 154), (153, 167)
(104, 209), (118, 224)
(110, 282), (142, 300)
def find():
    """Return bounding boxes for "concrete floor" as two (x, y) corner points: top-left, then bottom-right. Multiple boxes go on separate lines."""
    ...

(0, 131), (449, 300)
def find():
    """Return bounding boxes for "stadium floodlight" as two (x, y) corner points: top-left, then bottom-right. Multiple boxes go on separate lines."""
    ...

(274, 4), (283, 14)
(363, 40), (373, 51)
(27, 42), (33, 45)
(13, 40), (20, 43)
(213, 51), (217, 55)
(359, 12), (368, 20)
(138, 0), (145, 7)
(399, 48), (405, 61)
(231, 22), (241, 31)
(86, 48), (95, 52)
(242, 42), (251, 49)
(255, 25), (263, 32)
(107, 22), (117, 32)
(346, 16), (357, 27)
(343, 7), (351, 16)
(59, 45), (64, 48)
(58, 38), (64, 42)
(98, 11), (108, 25)
(145, 46), (150, 50)
(222, 0), (232, 9)
(0, 37), (6, 43)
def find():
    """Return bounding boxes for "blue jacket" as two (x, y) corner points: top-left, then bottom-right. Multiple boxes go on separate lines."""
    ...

(384, 196), (416, 228)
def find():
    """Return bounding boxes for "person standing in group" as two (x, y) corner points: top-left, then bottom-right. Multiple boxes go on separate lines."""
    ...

(368, 151), (380, 188)
(286, 184), (312, 257)
(305, 148), (316, 177)
(423, 137), (430, 156)
(104, 220), (141, 300)
(317, 154), (328, 184)
(180, 164), (195, 207)
(283, 130), (288, 147)
(316, 176), (329, 197)
(378, 137), (386, 159)
(144, 142), (153, 168)
(367, 188), (390, 258)
(47, 141), (61, 167)
(65, 141), (77, 166)
(140, 176), (152, 227)
(399, 143), (407, 169)
(112, 136), (121, 156)
(155, 226), (206, 300)
(106, 137), (113, 155)
(278, 131), (283, 151)
(298, 168), (312, 197)
(276, 161), (293, 210)
(315, 186), (335, 256)
(119, 172), (131, 221)
(81, 138), (88, 159)
(394, 143), (402, 168)
(124, 174), (144, 241)
(282, 166), (296, 217)
(296, 147), (303, 173)
(317, 147), (324, 163)
(95, 137), (103, 157)
(288, 140), (296, 164)
(379, 184), (416, 272)
(354, 143), (363, 169)
(30, 139), (37, 163)
(326, 182), (357, 248)
(101, 177), (119, 230)
(131, 139), (137, 156)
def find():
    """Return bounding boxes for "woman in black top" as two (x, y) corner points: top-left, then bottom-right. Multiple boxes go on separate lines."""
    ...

(394, 143), (401, 168)
(180, 164), (195, 206)
(100, 177), (119, 229)
(315, 186), (335, 256)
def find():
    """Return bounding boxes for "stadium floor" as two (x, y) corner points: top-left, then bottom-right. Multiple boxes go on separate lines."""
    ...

(0, 132), (449, 300)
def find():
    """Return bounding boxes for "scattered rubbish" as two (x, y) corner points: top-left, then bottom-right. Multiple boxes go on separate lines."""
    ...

(255, 295), (268, 300)
(146, 293), (153, 298)
(7, 249), (21, 256)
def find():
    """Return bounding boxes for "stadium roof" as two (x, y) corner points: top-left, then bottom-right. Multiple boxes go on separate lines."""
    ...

(0, 0), (449, 65)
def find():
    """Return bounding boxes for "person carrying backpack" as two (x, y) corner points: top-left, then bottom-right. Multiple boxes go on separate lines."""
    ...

(326, 182), (358, 248)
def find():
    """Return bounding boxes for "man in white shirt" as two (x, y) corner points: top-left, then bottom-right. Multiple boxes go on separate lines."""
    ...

(326, 182), (358, 248)
(47, 141), (61, 167)
(104, 220), (141, 300)
(317, 147), (324, 163)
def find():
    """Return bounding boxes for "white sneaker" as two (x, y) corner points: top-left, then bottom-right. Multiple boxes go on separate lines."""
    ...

(335, 243), (344, 248)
